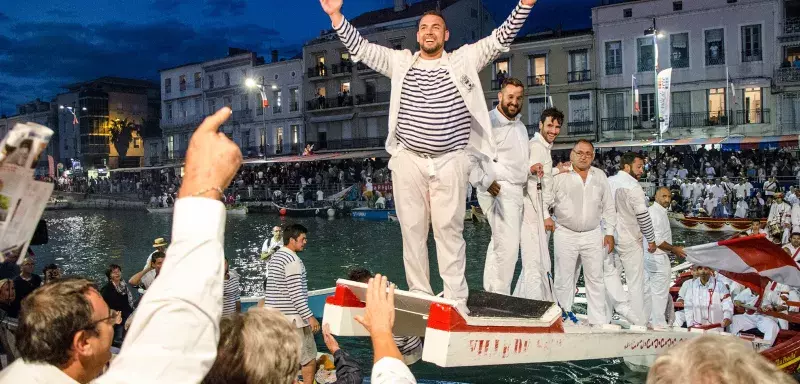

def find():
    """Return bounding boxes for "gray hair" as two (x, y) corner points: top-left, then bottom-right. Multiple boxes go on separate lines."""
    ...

(647, 335), (795, 384)
(202, 307), (300, 384)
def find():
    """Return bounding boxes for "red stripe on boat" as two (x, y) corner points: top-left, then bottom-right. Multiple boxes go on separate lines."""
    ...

(426, 303), (565, 334)
(325, 284), (366, 308)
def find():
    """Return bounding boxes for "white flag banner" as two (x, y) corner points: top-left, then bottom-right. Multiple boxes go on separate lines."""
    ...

(657, 68), (673, 134)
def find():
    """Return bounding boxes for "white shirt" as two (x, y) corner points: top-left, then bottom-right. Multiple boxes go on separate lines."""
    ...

(704, 197), (718, 215)
(691, 182), (704, 201)
(0, 198), (228, 384)
(709, 185), (726, 200)
(366, 182), (373, 192)
(317, 190), (324, 201)
(735, 182), (753, 200)
(529, 132), (556, 219)
(734, 200), (749, 218)
(470, 108), (530, 190)
(680, 183), (692, 200)
(768, 201), (792, 226)
(608, 171), (654, 244)
(261, 236), (284, 254)
(677, 168), (689, 179)
(684, 276), (733, 328)
(372, 357), (416, 384)
(787, 193), (799, 207)
(551, 166), (616, 235)
(647, 202), (672, 257)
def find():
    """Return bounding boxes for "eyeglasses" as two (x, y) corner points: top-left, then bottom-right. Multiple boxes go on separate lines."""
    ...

(572, 150), (593, 158)
(87, 309), (122, 329)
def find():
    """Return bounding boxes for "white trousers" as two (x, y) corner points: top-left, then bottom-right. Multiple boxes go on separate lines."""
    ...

(674, 310), (686, 327)
(513, 192), (553, 301)
(644, 252), (672, 326)
(554, 226), (607, 325)
(477, 182), (524, 295)
(604, 252), (638, 324)
(616, 240), (647, 326)
(730, 314), (780, 346)
(390, 149), (469, 302)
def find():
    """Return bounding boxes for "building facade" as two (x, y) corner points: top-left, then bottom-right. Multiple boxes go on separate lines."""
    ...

(56, 77), (159, 169)
(302, 0), (494, 151)
(248, 56), (305, 156)
(479, 29), (597, 143)
(2, 99), (59, 174)
(774, 0), (800, 133)
(593, 0), (778, 142)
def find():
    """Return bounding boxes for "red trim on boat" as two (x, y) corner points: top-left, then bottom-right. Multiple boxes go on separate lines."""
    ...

(426, 303), (566, 334)
(325, 285), (366, 308)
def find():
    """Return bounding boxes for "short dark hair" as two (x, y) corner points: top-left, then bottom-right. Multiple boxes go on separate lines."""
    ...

(42, 263), (58, 276)
(283, 224), (308, 245)
(419, 10), (447, 30)
(620, 151), (645, 170)
(17, 278), (99, 367)
(151, 251), (166, 263)
(348, 268), (373, 283)
(105, 264), (122, 280)
(500, 77), (524, 91)
(540, 107), (564, 126)
(574, 139), (595, 149)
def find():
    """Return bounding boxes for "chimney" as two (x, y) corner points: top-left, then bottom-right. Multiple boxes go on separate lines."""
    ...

(394, 0), (406, 12)
(271, 50), (279, 63)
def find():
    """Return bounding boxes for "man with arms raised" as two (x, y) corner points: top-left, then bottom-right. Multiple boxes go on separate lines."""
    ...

(607, 152), (656, 326)
(645, 187), (686, 327)
(514, 107), (565, 301)
(470, 77), (529, 295)
(319, 0), (537, 308)
(551, 140), (616, 325)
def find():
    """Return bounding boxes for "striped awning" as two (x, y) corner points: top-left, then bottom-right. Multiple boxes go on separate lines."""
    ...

(651, 137), (726, 146)
(720, 135), (799, 151)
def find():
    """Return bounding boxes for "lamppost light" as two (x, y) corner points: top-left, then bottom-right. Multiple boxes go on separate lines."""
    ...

(59, 105), (65, 109)
(81, 107), (87, 111)
(271, 85), (278, 90)
(245, 78), (257, 88)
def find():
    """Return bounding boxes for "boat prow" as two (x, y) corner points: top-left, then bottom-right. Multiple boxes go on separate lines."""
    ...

(323, 280), (733, 367)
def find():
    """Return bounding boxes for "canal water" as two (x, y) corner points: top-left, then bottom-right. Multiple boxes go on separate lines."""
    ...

(35, 210), (727, 384)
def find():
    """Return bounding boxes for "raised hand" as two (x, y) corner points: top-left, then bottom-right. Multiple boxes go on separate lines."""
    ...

(320, 0), (344, 27)
(354, 274), (396, 335)
(521, 0), (537, 6)
(178, 107), (242, 200)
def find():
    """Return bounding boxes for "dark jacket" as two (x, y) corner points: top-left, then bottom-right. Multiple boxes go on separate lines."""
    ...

(101, 281), (134, 318)
(333, 349), (363, 384)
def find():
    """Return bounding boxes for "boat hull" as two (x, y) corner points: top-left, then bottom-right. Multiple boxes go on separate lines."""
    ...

(273, 203), (331, 217)
(226, 206), (248, 215)
(351, 208), (396, 221)
(669, 214), (763, 232)
(146, 207), (173, 214)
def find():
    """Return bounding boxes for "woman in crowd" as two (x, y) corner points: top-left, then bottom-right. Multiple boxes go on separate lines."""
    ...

(42, 263), (60, 284)
(0, 279), (15, 316)
(100, 264), (136, 347)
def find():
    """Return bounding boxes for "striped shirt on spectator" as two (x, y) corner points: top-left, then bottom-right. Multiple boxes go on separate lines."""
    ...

(263, 247), (313, 327)
(222, 269), (240, 317)
(334, 2), (530, 156)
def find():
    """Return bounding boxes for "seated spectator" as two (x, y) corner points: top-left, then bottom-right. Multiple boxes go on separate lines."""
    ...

(100, 264), (135, 347)
(9, 256), (41, 318)
(42, 263), (61, 285)
(375, 192), (386, 209)
(201, 307), (300, 384)
(128, 251), (165, 290)
(646, 335), (794, 384)
(222, 258), (241, 317)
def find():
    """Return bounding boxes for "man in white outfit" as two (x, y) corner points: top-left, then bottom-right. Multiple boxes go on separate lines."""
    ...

(691, 178), (704, 203)
(551, 140), (616, 325)
(513, 107), (564, 301)
(791, 189), (800, 234)
(768, 192), (792, 244)
(730, 287), (781, 346)
(644, 187), (687, 327)
(607, 152), (657, 326)
(684, 265), (733, 331)
(471, 78), (529, 295)
(321, 0), (538, 306)
(784, 232), (800, 263)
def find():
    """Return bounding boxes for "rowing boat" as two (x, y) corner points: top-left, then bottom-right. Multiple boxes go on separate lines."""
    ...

(669, 213), (764, 232)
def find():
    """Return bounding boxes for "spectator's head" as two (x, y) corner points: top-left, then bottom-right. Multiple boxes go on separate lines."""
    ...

(43, 263), (61, 284)
(694, 265), (713, 284)
(0, 278), (15, 305)
(497, 78), (524, 119)
(17, 278), (117, 383)
(570, 140), (594, 171)
(21, 256), (35, 276)
(791, 232), (800, 248)
(104, 264), (122, 283)
(655, 187), (672, 209)
(776, 192), (785, 203)
(150, 251), (166, 275)
(348, 268), (373, 283)
(416, 9), (448, 56)
(152, 237), (168, 252)
(646, 334), (795, 384)
(620, 152), (645, 180)
(202, 307), (300, 384)
(283, 224), (308, 253)
(539, 108), (564, 144)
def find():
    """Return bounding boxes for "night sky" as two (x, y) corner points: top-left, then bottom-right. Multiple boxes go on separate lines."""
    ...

(0, 0), (596, 116)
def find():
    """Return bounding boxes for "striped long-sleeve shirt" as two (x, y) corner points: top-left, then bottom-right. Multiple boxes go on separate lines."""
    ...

(263, 247), (313, 327)
(608, 171), (656, 244)
(335, 2), (532, 156)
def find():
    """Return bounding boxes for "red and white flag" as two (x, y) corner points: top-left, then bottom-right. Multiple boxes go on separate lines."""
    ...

(686, 234), (800, 288)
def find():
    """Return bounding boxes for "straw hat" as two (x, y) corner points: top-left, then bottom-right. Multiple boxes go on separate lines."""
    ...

(152, 238), (168, 248)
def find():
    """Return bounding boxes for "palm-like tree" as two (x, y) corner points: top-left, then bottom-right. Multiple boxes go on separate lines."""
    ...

(109, 118), (137, 159)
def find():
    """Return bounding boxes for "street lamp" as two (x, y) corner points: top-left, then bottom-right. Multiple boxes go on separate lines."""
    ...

(644, 21), (665, 142)
(246, 77), (269, 157)
(59, 105), (87, 159)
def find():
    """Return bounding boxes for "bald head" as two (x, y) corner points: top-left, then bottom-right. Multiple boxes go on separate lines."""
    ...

(655, 187), (671, 208)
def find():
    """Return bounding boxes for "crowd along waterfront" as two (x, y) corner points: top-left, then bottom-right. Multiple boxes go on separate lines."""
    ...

(33, 209), (727, 383)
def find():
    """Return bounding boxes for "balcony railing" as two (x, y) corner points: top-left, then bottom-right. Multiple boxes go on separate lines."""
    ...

(734, 109), (770, 125)
(527, 74), (549, 87)
(306, 96), (354, 110)
(167, 150), (186, 161)
(231, 109), (252, 122)
(606, 63), (622, 75)
(273, 105), (282, 114)
(331, 61), (353, 75)
(776, 67), (800, 83)
(742, 49), (762, 63)
(148, 156), (160, 165)
(670, 111), (727, 127)
(356, 92), (390, 105)
(491, 79), (504, 90)
(637, 58), (654, 72)
(241, 146), (262, 158)
(307, 67), (327, 78)
(785, 17), (800, 35)
(291, 143), (303, 154)
(290, 102), (299, 112)
(356, 62), (375, 73)
(567, 70), (591, 83)
(601, 117), (631, 132)
(316, 137), (387, 151)
(568, 120), (594, 134)
(671, 56), (689, 68)
(706, 53), (725, 66)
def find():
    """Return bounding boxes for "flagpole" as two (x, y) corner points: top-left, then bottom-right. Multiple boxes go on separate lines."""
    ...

(631, 74), (635, 142)
(726, 66), (730, 137)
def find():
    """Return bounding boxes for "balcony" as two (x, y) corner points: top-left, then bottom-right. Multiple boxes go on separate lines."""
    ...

(784, 17), (800, 35)
(306, 96), (354, 111)
(330, 61), (353, 76)
(568, 120), (594, 135)
(316, 137), (386, 151)
(776, 67), (800, 84)
(357, 62), (375, 74)
(605, 63), (622, 76)
(567, 70), (591, 83)
(231, 109), (253, 122)
(148, 156), (160, 166)
(637, 58), (654, 72)
(742, 49), (762, 63)
(166, 150), (186, 161)
(491, 79), (503, 90)
(670, 111), (728, 128)
(273, 105), (282, 114)
(307, 67), (327, 79)
(734, 109), (770, 125)
(356, 92), (390, 105)
(291, 143), (303, 154)
(601, 117), (631, 132)
(241, 146), (262, 158)
(671, 56), (689, 69)
(290, 102), (299, 112)
(705, 53), (726, 66)
(527, 74), (549, 87)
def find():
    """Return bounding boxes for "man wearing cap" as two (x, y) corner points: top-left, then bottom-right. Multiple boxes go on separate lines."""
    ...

(143, 238), (168, 269)
(783, 232), (800, 264)
(768, 192), (792, 244)
(684, 265), (733, 331)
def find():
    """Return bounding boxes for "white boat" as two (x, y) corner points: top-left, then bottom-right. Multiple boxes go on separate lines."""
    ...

(146, 206), (173, 214)
(226, 206), (248, 215)
(322, 280), (737, 368)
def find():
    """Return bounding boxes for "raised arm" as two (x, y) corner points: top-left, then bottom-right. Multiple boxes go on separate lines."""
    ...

(322, 0), (400, 78)
(467, 0), (535, 71)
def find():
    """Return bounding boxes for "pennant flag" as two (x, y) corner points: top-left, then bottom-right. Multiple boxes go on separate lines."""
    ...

(685, 234), (800, 287)
(260, 90), (269, 107)
(727, 66), (736, 105)
(657, 68), (673, 134)
(73, 115), (79, 125)
(632, 75), (640, 113)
